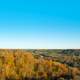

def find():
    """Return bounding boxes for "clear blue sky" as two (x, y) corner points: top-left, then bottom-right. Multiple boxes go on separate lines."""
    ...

(0, 0), (80, 49)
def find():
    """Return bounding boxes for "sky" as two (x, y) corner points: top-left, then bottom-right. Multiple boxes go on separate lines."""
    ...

(0, 0), (80, 49)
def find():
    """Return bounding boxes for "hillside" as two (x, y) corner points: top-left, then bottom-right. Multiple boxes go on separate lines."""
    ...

(0, 49), (80, 80)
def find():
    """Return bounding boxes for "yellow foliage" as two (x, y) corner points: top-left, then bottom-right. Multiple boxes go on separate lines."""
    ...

(0, 49), (69, 79)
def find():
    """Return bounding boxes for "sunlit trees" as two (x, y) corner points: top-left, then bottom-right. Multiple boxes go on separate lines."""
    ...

(0, 49), (72, 80)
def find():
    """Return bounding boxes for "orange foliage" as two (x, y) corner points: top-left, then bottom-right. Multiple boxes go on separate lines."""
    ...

(0, 49), (69, 79)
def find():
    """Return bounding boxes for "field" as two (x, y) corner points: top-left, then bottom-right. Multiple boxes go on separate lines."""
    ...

(0, 49), (80, 80)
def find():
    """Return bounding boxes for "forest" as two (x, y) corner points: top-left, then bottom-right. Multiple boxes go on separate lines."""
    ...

(0, 49), (80, 80)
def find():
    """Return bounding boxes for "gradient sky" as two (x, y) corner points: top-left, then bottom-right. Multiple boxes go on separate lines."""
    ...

(0, 0), (80, 49)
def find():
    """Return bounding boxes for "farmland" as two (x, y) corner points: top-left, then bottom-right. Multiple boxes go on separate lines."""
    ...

(0, 49), (80, 80)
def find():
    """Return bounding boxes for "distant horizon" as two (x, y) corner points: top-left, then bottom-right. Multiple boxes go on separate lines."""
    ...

(0, 48), (80, 49)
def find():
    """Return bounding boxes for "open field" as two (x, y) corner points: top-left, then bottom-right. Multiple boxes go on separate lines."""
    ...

(0, 49), (80, 80)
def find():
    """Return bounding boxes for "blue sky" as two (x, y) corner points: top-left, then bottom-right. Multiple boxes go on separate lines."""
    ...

(0, 0), (80, 49)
